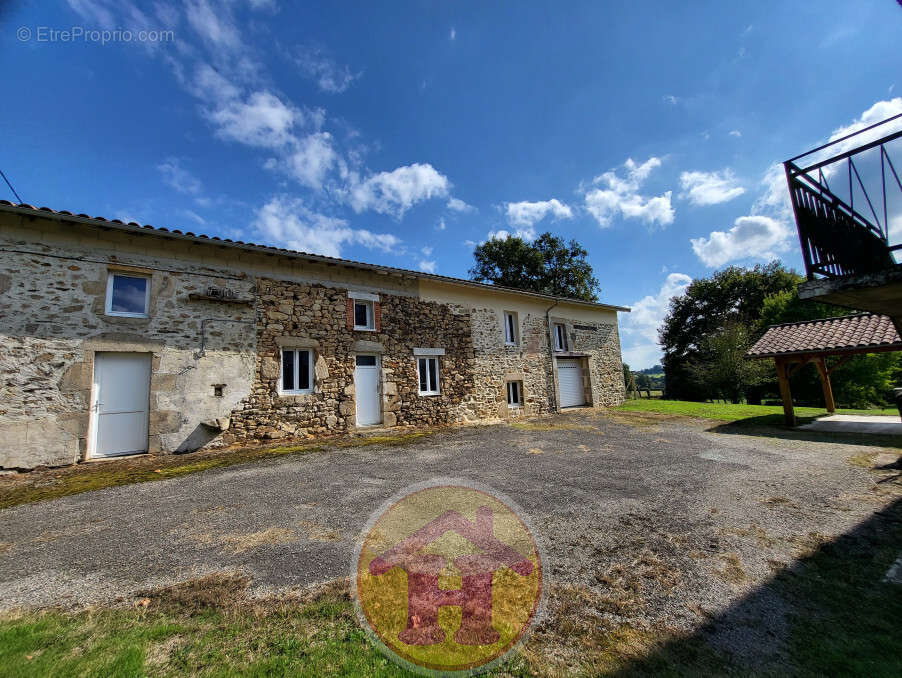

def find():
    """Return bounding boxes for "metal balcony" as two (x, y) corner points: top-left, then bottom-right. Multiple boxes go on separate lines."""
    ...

(784, 112), (902, 280)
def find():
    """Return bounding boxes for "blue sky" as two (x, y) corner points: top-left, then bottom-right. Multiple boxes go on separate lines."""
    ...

(3, 1), (901, 368)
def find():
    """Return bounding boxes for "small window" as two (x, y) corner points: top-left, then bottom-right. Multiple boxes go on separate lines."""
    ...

(506, 381), (523, 407)
(355, 354), (377, 367)
(354, 300), (374, 330)
(504, 312), (518, 345)
(417, 356), (440, 395)
(281, 349), (314, 394)
(105, 273), (150, 317)
(554, 323), (568, 352)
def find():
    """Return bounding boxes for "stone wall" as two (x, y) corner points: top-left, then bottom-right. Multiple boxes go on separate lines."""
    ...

(224, 278), (474, 443)
(564, 319), (627, 407)
(459, 308), (555, 421)
(0, 210), (626, 470)
(0, 227), (256, 469)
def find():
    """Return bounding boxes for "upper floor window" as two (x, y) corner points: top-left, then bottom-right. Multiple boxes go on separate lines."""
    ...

(281, 348), (314, 394)
(348, 291), (379, 331)
(105, 273), (150, 317)
(417, 356), (440, 395)
(503, 311), (519, 345)
(354, 299), (374, 330)
(553, 323), (568, 352)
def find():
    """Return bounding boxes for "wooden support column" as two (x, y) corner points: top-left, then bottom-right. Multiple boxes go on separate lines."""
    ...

(814, 356), (836, 413)
(774, 357), (796, 427)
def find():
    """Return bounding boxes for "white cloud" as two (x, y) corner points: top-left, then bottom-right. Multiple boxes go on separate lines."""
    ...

(436, 218), (447, 231)
(181, 209), (207, 225)
(449, 27), (456, 40)
(679, 169), (745, 206)
(447, 197), (476, 213)
(157, 158), (203, 195)
(67, 0), (116, 28)
(504, 199), (573, 228)
(418, 259), (437, 273)
(752, 162), (792, 221)
(819, 98), (902, 161)
(185, 0), (241, 51)
(421, 246), (433, 257)
(190, 63), (242, 103)
(690, 215), (791, 267)
(255, 196), (401, 258)
(729, 130), (742, 137)
(662, 95), (679, 105)
(889, 214), (902, 240)
(487, 227), (536, 242)
(584, 157), (674, 228)
(282, 132), (338, 190)
(348, 163), (451, 217)
(621, 273), (692, 369)
(207, 90), (300, 149)
(293, 47), (360, 94)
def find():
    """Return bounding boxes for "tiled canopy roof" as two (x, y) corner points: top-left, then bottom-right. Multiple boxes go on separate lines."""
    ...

(747, 313), (902, 358)
(0, 200), (629, 312)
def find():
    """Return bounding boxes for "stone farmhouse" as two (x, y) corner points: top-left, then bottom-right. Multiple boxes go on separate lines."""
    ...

(0, 201), (629, 470)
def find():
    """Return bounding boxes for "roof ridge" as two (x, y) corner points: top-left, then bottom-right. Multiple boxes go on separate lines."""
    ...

(763, 312), (878, 329)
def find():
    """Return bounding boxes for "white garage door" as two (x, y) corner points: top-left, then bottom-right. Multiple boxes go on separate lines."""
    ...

(557, 359), (586, 408)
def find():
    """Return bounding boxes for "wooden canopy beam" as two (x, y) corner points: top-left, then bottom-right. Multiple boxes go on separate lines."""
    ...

(814, 356), (836, 413)
(774, 357), (795, 427)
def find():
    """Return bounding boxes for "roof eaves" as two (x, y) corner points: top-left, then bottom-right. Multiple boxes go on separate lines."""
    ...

(0, 201), (630, 313)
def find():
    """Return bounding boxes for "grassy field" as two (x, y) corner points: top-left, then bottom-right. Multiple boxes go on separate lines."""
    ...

(616, 398), (898, 423)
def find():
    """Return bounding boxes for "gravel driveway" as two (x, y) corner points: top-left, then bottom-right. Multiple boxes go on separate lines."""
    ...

(1, 409), (899, 666)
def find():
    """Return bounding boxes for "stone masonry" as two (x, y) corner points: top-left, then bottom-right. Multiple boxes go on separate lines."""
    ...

(0, 204), (628, 470)
(224, 278), (475, 443)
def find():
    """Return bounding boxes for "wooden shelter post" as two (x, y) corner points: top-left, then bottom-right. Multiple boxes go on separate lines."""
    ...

(814, 357), (836, 413)
(774, 357), (796, 427)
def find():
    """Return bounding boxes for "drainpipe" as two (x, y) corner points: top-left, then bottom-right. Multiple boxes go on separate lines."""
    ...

(546, 301), (559, 413)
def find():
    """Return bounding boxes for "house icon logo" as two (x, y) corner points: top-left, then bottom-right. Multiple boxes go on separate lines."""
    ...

(353, 479), (545, 675)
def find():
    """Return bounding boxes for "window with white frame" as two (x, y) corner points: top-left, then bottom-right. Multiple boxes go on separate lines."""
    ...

(105, 272), (150, 317)
(417, 356), (440, 395)
(280, 348), (314, 394)
(354, 299), (375, 330)
(553, 323), (568, 351)
(506, 380), (523, 407)
(503, 311), (519, 345)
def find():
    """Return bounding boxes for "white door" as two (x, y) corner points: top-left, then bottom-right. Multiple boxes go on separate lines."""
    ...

(557, 358), (586, 408)
(91, 352), (151, 458)
(354, 354), (382, 426)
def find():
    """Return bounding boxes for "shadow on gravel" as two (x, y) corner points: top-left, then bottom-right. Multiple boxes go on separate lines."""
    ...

(708, 416), (902, 451)
(610, 496), (902, 677)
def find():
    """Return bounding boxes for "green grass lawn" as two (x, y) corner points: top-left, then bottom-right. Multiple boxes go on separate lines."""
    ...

(617, 398), (898, 423)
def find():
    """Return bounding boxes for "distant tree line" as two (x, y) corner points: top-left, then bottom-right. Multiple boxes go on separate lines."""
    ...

(659, 262), (901, 408)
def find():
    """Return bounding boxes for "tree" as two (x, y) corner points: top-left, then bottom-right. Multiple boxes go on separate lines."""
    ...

(660, 262), (801, 400)
(622, 362), (637, 395)
(687, 321), (770, 403)
(469, 232), (600, 301)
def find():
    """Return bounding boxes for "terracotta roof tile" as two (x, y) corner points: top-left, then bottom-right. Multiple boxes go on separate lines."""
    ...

(747, 313), (902, 358)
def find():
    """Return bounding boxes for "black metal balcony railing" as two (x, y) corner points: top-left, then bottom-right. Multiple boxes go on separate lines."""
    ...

(784, 112), (902, 280)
